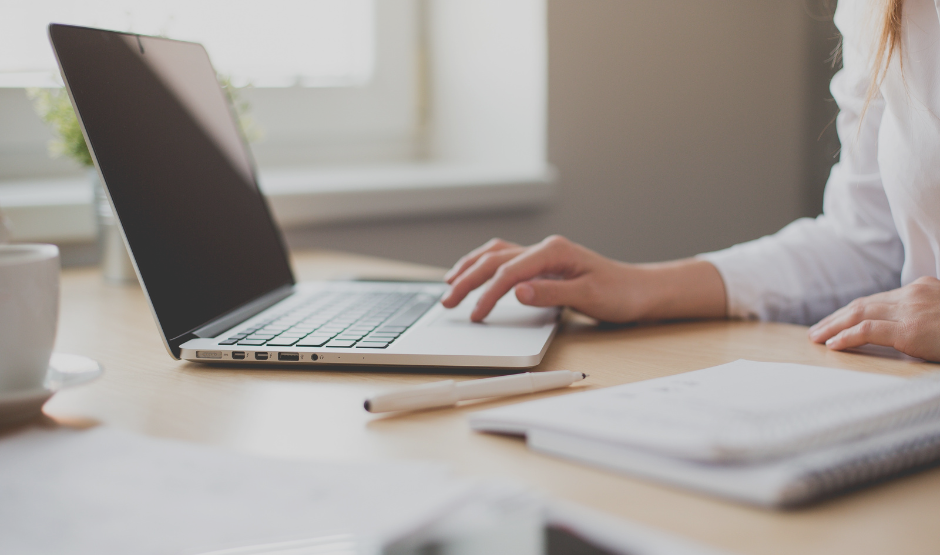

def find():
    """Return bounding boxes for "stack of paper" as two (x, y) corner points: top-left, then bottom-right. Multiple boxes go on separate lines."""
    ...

(470, 360), (940, 507)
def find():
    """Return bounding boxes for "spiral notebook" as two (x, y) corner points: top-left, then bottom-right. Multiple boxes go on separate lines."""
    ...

(469, 360), (940, 507)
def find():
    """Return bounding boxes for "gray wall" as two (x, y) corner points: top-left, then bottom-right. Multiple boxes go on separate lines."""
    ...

(285, 0), (841, 268)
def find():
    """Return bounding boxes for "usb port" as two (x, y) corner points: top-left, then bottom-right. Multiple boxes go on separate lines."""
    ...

(278, 352), (300, 362)
(254, 352), (268, 361)
(231, 351), (245, 360)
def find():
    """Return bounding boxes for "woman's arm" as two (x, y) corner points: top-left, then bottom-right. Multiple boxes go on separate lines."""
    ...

(444, 0), (908, 342)
(441, 236), (726, 323)
(694, 0), (903, 326)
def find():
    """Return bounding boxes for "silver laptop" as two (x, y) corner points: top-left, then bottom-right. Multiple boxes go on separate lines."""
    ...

(49, 24), (558, 369)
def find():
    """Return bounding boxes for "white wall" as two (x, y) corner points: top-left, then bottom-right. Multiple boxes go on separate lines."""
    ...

(284, 0), (838, 267)
(427, 0), (546, 170)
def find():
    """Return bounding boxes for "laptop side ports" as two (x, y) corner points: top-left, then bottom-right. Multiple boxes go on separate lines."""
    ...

(231, 351), (246, 360)
(254, 352), (269, 361)
(278, 352), (300, 362)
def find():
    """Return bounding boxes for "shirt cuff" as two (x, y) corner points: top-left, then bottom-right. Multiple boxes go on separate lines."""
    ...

(696, 247), (765, 321)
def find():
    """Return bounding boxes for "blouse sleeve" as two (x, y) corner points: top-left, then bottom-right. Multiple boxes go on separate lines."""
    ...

(697, 0), (903, 325)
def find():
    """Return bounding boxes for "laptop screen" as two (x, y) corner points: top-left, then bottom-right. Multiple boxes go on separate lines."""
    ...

(50, 24), (294, 346)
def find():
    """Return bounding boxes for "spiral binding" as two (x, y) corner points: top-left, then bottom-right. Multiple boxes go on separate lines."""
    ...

(782, 422), (940, 506)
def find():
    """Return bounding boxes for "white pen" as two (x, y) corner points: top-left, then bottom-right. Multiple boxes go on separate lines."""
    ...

(364, 370), (587, 413)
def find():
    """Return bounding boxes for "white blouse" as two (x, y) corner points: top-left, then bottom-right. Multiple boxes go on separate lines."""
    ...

(700, 0), (940, 326)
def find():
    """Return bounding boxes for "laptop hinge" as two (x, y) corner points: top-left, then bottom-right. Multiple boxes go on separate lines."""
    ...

(191, 284), (295, 339)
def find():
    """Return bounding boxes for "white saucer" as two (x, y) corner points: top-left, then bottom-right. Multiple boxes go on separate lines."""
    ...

(0, 353), (103, 427)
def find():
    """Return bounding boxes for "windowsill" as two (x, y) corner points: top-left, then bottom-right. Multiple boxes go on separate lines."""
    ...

(0, 163), (556, 243)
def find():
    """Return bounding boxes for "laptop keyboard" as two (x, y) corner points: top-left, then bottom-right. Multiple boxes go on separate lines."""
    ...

(218, 290), (440, 350)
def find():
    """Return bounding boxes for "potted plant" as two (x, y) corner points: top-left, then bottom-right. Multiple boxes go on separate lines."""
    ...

(28, 87), (136, 284)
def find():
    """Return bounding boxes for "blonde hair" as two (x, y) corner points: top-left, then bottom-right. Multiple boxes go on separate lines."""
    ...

(862, 0), (904, 119)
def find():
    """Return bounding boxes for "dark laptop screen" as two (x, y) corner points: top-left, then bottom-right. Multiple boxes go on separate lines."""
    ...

(50, 24), (294, 345)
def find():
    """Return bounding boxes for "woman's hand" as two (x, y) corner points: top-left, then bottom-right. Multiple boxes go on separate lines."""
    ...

(440, 235), (727, 323)
(809, 277), (940, 362)
(441, 236), (643, 322)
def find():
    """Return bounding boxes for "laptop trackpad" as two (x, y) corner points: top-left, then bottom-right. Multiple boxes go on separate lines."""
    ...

(431, 289), (557, 328)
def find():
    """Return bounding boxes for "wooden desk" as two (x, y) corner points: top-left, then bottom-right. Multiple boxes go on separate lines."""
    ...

(46, 251), (939, 555)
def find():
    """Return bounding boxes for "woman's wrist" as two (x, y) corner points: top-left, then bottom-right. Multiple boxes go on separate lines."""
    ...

(631, 259), (728, 321)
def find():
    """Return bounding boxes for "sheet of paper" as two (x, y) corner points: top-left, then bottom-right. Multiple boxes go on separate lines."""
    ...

(470, 360), (904, 461)
(0, 426), (471, 555)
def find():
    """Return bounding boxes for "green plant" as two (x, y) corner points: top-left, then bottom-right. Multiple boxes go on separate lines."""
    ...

(27, 87), (93, 167)
(27, 75), (261, 168)
(218, 75), (264, 144)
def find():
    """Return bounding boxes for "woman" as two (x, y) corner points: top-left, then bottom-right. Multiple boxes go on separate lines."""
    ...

(441, 0), (940, 362)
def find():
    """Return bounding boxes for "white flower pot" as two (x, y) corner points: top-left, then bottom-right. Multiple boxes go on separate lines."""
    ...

(90, 169), (137, 285)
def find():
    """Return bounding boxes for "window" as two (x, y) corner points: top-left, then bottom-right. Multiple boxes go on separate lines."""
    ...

(0, 0), (375, 88)
(0, 0), (417, 177)
(0, 0), (553, 243)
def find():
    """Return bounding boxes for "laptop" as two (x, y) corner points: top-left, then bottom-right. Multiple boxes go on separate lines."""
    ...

(49, 24), (558, 369)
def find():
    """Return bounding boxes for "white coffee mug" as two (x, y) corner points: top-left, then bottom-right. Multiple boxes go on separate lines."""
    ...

(0, 244), (60, 394)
